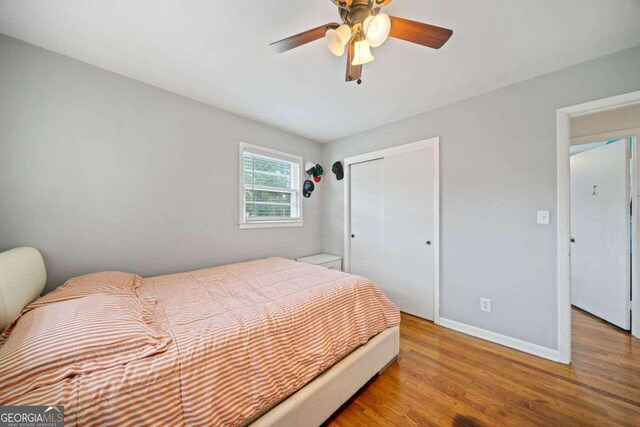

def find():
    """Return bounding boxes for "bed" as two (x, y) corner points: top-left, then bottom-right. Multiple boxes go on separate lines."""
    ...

(0, 247), (400, 426)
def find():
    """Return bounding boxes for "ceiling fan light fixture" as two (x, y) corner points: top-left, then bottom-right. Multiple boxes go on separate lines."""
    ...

(326, 24), (351, 56)
(364, 13), (391, 48)
(326, 29), (345, 56)
(352, 39), (374, 66)
(335, 24), (352, 44)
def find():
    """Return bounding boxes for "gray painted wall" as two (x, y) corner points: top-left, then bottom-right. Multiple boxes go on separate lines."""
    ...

(3, 30), (640, 352)
(0, 34), (324, 292)
(322, 45), (640, 351)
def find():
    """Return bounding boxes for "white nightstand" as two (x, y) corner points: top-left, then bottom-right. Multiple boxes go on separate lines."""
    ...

(296, 254), (343, 271)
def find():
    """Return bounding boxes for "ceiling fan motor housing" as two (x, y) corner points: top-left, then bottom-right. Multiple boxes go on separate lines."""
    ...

(338, 0), (378, 29)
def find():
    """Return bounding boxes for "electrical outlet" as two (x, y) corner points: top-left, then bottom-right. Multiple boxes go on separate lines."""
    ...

(480, 298), (492, 313)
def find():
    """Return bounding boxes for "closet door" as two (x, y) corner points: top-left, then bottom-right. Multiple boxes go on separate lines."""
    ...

(349, 145), (436, 320)
(384, 149), (435, 320)
(350, 159), (385, 286)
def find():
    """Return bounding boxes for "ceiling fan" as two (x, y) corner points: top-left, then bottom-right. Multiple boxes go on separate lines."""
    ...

(270, 0), (453, 84)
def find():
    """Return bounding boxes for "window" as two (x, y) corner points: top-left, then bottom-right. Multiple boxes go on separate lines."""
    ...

(239, 142), (303, 228)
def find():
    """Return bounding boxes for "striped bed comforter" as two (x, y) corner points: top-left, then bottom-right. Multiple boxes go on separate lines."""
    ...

(3, 257), (400, 426)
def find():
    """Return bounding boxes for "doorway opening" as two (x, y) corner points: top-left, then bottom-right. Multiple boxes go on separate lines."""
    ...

(557, 92), (640, 364)
(570, 137), (633, 329)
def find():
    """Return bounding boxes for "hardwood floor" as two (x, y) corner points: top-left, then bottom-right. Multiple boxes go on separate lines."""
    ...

(327, 309), (640, 426)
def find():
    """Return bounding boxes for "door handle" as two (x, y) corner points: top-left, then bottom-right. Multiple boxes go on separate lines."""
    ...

(351, 234), (355, 238)
(426, 241), (432, 245)
(570, 237), (575, 243)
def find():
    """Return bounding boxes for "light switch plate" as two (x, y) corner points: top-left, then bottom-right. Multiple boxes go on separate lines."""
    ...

(537, 210), (550, 225)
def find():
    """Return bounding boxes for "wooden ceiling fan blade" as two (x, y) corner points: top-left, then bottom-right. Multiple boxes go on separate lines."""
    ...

(389, 16), (453, 49)
(345, 39), (362, 82)
(270, 23), (340, 53)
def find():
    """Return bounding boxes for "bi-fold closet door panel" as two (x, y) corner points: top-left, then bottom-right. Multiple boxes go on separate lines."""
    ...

(349, 146), (436, 320)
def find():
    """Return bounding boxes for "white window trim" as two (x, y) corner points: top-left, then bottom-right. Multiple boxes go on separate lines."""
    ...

(238, 141), (304, 229)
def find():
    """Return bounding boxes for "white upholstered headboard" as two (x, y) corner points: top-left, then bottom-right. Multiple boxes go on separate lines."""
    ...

(0, 247), (46, 330)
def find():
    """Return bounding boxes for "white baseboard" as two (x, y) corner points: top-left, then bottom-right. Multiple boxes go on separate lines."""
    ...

(436, 317), (560, 362)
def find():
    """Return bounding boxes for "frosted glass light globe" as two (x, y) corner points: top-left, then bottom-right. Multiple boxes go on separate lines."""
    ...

(363, 13), (391, 48)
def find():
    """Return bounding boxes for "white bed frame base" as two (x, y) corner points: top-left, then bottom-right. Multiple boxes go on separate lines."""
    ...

(252, 325), (400, 426)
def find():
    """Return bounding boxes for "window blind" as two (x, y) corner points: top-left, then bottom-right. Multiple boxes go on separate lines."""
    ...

(242, 147), (301, 222)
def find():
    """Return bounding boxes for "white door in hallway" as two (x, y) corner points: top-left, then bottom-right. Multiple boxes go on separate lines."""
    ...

(570, 140), (631, 329)
(349, 144), (437, 320)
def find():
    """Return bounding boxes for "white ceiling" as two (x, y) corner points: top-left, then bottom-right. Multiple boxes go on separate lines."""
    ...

(1, 1), (640, 142)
